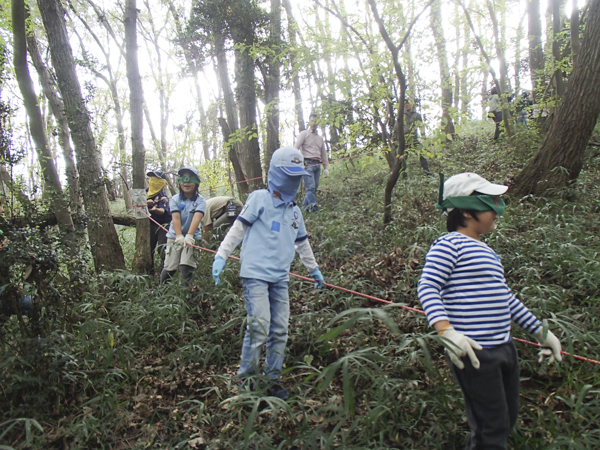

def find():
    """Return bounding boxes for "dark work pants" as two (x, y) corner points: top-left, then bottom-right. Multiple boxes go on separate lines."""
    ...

(150, 221), (168, 271)
(401, 143), (431, 178)
(447, 341), (520, 450)
(492, 111), (503, 140)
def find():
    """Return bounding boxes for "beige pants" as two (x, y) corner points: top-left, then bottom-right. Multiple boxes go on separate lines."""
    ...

(163, 239), (198, 270)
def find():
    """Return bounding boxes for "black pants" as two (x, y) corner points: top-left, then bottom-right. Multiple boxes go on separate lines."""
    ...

(150, 222), (168, 271)
(447, 341), (520, 450)
(492, 111), (503, 140)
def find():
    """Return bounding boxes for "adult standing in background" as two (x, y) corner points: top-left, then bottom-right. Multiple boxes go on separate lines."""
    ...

(294, 113), (329, 212)
(201, 196), (244, 234)
(146, 170), (171, 273)
(488, 86), (503, 140)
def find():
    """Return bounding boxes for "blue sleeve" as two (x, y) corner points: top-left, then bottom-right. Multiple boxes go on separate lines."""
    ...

(237, 191), (262, 226)
(417, 238), (457, 326)
(169, 194), (180, 214)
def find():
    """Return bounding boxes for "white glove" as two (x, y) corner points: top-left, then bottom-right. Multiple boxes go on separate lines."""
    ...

(439, 327), (482, 369)
(174, 234), (185, 248)
(533, 328), (562, 364)
(184, 234), (195, 246)
(323, 168), (330, 177)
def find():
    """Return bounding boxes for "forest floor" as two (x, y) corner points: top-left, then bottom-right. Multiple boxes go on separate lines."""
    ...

(2, 121), (600, 449)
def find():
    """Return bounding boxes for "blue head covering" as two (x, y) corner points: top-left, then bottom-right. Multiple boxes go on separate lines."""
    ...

(267, 147), (309, 206)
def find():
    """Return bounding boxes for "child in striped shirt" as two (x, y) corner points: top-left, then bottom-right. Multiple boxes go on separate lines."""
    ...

(417, 172), (563, 450)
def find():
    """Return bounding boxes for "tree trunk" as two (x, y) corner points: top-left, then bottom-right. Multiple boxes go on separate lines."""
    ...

(264, 0), (281, 166)
(234, 46), (263, 190)
(430, 0), (455, 136)
(551, 0), (566, 97)
(26, 28), (82, 213)
(367, 0), (407, 225)
(12, 0), (75, 236)
(528, 0), (545, 101)
(512, 0), (600, 196)
(282, 0), (305, 132)
(460, 19), (470, 118)
(37, 0), (125, 272)
(125, 0), (152, 273)
(571, 4), (581, 65)
(487, 0), (515, 138)
(214, 30), (248, 193)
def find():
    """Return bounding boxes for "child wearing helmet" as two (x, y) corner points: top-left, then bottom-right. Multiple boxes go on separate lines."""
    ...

(417, 173), (563, 449)
(211, 147), (325, 400)
(160, 167), (206, 286)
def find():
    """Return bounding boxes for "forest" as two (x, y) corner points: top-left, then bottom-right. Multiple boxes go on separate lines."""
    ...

(1, 0), (600, 448)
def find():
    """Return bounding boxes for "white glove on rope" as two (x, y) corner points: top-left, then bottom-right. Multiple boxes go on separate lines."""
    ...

(323, 168), (330, 177)
(174, 234), (185, 248)
(439, 327), (482, 369)
(533, 328), (562, 364)
(184, 234), (195, 246)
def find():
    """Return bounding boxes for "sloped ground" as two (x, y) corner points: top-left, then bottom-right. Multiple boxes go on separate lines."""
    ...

(2, 123), (600, 449)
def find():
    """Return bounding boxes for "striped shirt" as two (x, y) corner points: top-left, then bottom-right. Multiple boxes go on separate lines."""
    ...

(418, 232), (541, 347)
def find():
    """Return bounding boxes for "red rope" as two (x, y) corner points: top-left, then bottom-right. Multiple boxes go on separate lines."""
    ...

(132, 204), (600, 367)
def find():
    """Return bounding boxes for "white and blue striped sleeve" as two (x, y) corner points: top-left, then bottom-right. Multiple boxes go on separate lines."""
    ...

(417, 238), (458, 326)
(507, 293), (541, 334)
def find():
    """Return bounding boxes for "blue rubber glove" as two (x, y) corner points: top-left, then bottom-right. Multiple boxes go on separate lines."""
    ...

(212, 256), (226, 285)
(310, 268), (325, 289)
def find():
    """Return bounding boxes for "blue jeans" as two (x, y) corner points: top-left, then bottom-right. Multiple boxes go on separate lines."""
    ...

(302, 159), (321, 211)
(238, 278), (290, 380)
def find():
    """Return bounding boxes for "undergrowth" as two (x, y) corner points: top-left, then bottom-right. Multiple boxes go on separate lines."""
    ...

(1, 123), (600, 449)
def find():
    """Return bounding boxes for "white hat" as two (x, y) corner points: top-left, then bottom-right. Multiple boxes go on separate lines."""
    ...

(270, 147), (309, 176)
(443, 173), (508, 200)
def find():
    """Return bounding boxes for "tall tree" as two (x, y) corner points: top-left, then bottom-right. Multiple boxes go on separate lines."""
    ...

(37, 0), (125, 272)
(282, 0), (305, 132)
(527, 0), (545, 101)
(512, 0), (600, 195)
(125, 0), (152, 273)
(430, 0), (455, 136)
(26, 28), (82, 213)
(261, 0), (281, 164)
(231, 0), (264, 190)
(12, 0), (75, 236)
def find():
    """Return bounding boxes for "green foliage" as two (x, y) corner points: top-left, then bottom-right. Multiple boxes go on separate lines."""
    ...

(2, 124), (600, 448)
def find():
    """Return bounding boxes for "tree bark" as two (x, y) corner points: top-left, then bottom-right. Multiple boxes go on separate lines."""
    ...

(512, 0), (600, 196)
(571, 4), (581, 65)
(430, 0), (455, 137)
(234, 45), (264, 190)
(214, 30), (248, 194)
(125, 0), (152, 273)
(528, 0), (545, 101)
(367, 0), (407, 225)
(26, 28), (82, 213)
(37, 0), (125, 272)
(551, 0), (566, 97)
(487, 0), (514, 138)
(263, 0), (281, 166)
(282, 0), (305, 132)
(12, 0), (75, 236)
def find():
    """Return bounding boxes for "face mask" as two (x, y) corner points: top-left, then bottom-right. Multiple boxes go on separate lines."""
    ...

(267, 165), (302, 203)
(178, 175), (200, 185)
(147, 177), (167, 199)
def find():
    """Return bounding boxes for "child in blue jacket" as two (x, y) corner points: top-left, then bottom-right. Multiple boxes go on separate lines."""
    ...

(212, 147), (325, 400)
